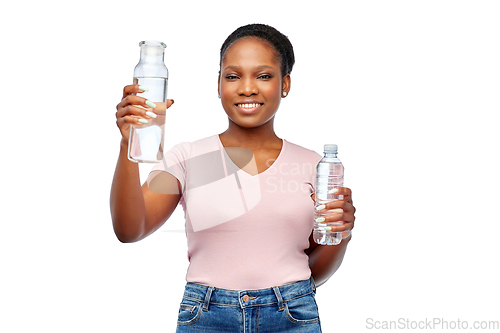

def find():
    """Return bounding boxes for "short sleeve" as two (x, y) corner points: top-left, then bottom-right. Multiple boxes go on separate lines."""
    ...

(146, 142), (191, 195)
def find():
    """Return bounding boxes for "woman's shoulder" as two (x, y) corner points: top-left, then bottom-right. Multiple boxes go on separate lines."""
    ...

(151, 135), (219, 172)
(283, 139), (322, 162)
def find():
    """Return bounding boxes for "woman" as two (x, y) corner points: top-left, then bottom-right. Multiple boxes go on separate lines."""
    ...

(111, 23), (356, 332)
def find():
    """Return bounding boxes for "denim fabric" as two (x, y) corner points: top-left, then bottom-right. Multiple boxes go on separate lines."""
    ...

(175, 277), (321, 332)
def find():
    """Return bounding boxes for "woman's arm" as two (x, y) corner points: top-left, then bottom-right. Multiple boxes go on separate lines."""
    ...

(110, 140), (181, 243)
(110, 85), (179, 243)
(306, 188), (356, 287)
(307, 232), (352, 287)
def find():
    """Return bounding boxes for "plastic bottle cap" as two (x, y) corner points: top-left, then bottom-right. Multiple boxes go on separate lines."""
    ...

(324, 144), (338, 153)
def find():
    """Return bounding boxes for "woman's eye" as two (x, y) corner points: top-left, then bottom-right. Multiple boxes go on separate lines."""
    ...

(258, 74), (272, 79)
(225, 75), (239, 80)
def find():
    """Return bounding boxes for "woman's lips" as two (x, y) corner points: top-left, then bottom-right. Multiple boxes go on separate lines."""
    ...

(235, 102), (264, 114)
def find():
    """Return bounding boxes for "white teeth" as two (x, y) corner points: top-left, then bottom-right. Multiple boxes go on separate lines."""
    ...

(238, 103), (260, 109)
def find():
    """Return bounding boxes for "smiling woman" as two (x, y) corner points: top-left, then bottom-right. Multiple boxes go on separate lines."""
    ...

(111, 23), (356, 333)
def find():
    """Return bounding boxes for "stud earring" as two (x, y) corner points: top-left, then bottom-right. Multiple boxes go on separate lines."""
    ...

(282, 92), (287, 97)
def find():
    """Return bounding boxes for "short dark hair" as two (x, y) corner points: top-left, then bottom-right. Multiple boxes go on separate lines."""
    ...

(219, 24), (295, 77)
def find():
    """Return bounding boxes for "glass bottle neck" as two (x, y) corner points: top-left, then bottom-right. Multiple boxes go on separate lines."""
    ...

(139, 47), (165, 64)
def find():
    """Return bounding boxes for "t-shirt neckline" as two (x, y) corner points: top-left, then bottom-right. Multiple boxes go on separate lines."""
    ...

(215, 134), (287, 177)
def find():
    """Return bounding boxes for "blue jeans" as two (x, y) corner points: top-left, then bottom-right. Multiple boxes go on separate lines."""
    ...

(175, 277), (321, 332)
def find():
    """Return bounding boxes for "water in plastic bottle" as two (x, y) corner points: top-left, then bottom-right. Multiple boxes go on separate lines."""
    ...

(313, 144), (344, 245)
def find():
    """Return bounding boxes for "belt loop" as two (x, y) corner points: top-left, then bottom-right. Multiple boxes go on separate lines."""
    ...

(272, 286), (284, 311)
(203, 286), (214, 312)
(310, 276), (317, 293)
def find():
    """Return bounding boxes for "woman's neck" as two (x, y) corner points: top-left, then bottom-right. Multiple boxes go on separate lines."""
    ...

(219, 118), (281, 149)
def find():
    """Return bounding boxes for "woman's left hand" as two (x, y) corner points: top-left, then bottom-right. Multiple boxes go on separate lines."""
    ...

(312, 187), (356, 239)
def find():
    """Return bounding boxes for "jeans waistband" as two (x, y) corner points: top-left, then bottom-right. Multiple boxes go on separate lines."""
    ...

(182, 277), (317, 310)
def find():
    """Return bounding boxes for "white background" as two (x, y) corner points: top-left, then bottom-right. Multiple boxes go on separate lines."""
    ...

(1, 0), (499, 332)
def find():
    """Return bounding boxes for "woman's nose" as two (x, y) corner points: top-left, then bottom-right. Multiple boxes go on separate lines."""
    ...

(238, 78), (258, 96)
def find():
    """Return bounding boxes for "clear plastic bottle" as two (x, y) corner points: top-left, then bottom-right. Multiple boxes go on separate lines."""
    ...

(313, 144), (344, 245)
(128, 40), (169, 163)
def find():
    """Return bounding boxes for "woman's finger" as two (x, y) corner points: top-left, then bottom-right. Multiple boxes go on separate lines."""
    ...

(116, 104), (155, 121)
(335, 186), (352, 204)
(316, 208), (354, 224)
(319, 215), (355, 233)
(122, 84), (147, 98)
(324, 223), (353, 234)
(116, 94), (154, 111)
(316, 199), (354, 214)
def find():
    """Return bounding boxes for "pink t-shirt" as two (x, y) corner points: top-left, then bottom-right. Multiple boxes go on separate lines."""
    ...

(148, 135), (321, 290)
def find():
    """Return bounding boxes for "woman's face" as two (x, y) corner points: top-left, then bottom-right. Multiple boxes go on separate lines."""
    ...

(218, 37), (290, 130)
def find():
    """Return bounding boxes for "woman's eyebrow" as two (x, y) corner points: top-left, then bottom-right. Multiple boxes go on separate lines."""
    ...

(255, 65), (275, 71)
(223, 65), (275, 71)
(223, 65), (240, 71)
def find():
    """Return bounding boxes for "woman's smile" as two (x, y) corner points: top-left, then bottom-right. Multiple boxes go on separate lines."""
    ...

(235, 100), (264, 114)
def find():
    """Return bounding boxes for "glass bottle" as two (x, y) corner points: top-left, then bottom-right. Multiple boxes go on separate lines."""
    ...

(128, 40), (169, 163)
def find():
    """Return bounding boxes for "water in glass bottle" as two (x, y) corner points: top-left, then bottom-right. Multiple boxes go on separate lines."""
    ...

(313, 144), (344, 245)
(128, 40), (169, 163)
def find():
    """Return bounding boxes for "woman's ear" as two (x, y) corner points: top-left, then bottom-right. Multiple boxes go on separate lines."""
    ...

(282, 73), (291, 97)
(217, 74), (221, 98)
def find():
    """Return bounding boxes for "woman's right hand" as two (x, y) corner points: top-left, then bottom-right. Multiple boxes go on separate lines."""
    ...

(115, 84), (174, 143)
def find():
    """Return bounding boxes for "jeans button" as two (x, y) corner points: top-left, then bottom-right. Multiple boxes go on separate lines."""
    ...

(242, 295), (249, 302)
